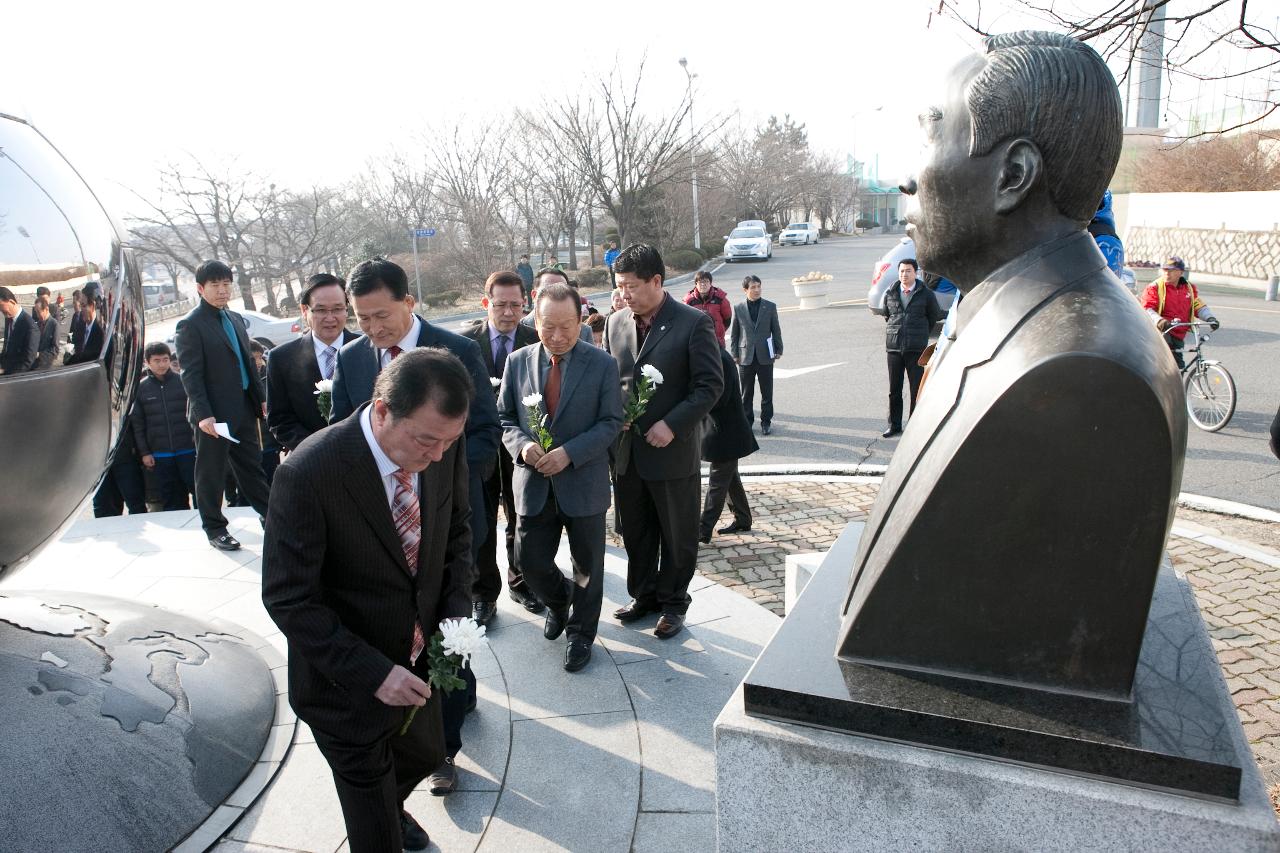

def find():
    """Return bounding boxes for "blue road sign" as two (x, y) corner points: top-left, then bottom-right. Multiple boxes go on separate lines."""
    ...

(414, 228), (437, 238)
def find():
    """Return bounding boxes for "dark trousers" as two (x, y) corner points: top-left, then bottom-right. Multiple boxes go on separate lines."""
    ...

(516, 491), (606, 641)
(311, 688), (444, 853)
(154, 453), (196, 511)
(1166, 336), (1186, 370)
(473, 445), (526, 602)
(614, 469), (700, 615)
(739, 362), (774, 427)
(194, 396), (271, 536)
(700, 459), (751, 537)
(441, 666), (475, 760)
(93, 457), (148, 517)
(887, 349), (924, 429)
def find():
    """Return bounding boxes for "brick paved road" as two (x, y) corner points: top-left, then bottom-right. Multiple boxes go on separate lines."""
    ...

(605, 475), (1280, 795)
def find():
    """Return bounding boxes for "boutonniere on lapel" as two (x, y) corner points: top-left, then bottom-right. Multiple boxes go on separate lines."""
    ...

(521, 393), (554, 450)
(616, 364), (664, 476)
(314, 379), (334, 420)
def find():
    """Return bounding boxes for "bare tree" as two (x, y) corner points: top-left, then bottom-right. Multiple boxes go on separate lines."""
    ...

(935, 0), (1280, 136)
(551, 62), (698, 247)
(1134, 129), (1280, 189)
(127, 157), (268, 310)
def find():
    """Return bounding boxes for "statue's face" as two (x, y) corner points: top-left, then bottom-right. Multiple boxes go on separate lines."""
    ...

(902, 54), (999, 282)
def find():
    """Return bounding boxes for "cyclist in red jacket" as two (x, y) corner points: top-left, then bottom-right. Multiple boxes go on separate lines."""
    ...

(1139, 256), (1219, 369)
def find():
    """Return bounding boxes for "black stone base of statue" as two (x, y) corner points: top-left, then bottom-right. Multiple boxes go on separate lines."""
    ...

(743, 523), (1243, 802)
(0, 591), (276, 851)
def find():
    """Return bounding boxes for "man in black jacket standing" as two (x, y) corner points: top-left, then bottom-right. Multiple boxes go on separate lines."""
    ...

(882, 258), (943, 438)
(133, 342), (197, 510)
(266, 273), (360, 452)
(699, 347), (759, 542)
(176, 260), (272, 551)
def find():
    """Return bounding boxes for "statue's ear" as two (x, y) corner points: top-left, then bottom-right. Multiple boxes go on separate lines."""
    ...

(994, 138), (1043, 215)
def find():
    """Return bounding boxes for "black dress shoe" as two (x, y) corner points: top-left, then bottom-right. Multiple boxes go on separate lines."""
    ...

(881, 427), (903, 438)
(472, 600), (497, 626)
(718, 521), (751, 535)
(761, 424), (772, 435)
(400, 810), (430, 851)
(544, 604), (569, 641)
(654, 613), (686, 640)
(614, 600), (657, 623)
(564, 637), (593, 672)
(698, 531), (711, 545)
(427, 756), (457, 796)
(208, 533), (241, 552)
(508, 585), (546, 614)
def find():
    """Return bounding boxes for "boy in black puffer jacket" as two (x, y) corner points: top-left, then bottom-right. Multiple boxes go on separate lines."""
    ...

(132, 341), (197, 510)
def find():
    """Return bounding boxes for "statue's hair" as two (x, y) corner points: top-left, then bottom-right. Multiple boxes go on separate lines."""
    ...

(967, 31), (1122, 224)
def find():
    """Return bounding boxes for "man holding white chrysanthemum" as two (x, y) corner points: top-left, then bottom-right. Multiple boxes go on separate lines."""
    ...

(603, 244), (723, 640)
(263, 348), (477, 852)
(497, 282), (622, 672)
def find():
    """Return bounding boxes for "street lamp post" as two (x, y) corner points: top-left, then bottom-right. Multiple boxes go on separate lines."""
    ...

(679, 57), (701, 251)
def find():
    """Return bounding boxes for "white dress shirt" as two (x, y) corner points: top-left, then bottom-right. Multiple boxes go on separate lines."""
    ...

(379, 316), (422, 370)
(312, 332), (342, 378)
(360, 405), (418, 506)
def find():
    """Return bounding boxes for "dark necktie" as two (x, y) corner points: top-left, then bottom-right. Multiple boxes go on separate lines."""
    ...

(3, 316), (11, 351)
(494, 334), (510, 378)
(387, 345), (402, 363)
(545, 354), (562, 417)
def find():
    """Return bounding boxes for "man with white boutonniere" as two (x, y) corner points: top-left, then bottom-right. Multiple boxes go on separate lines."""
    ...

(497, 282), (622, 671)
(603, 244), (723, 640)
(266, 273), (360, 452)
(263, 348), (478, 853)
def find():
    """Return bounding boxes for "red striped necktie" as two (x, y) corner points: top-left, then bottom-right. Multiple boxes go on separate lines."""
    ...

(391, 469), (425, 664)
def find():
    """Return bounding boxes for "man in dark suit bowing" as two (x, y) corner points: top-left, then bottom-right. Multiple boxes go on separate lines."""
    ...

(263, 348), (474, 853)
(266, 273), (361, 452)
(460, 270), (543, 623)
(604, 244), (723, 640)
(175, 261), (272, 551)
(499, 282), (623, 671)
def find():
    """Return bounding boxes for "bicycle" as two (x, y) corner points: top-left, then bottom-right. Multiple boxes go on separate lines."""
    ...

(1166, 321), (1236, 432)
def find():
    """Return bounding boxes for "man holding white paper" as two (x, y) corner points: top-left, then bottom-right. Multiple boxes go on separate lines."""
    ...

(728, 274), (784, 436)
(175, 260), (272, 552)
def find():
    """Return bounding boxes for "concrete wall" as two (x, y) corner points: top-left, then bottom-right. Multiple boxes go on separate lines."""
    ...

(1113, 192), (1280, 285)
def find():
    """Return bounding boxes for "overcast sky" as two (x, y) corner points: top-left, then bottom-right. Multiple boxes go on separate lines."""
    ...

(6, 1), (1263, 222)
(4, 0), (996, 218)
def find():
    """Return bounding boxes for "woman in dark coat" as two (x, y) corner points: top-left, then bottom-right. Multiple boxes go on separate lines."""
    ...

(700, 347), (760, 543)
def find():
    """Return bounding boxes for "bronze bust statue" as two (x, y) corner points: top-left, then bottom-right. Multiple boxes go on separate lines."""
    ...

(837, 31), (1187, 701)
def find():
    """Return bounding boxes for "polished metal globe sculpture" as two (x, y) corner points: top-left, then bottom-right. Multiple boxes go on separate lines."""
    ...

(0, 107), (143, 575)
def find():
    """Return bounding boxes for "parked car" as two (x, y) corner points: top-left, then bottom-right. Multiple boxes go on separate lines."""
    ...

(779, 223), (821, 245)
(141, 283), (179, 309)
(166, 309), (304, 351)
(723, 226), (772, 262)
(867, 237), (958, 316)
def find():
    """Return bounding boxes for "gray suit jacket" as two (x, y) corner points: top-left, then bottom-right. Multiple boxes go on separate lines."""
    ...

(499, 341), (622, 518)
(728, 298), (783, 366)
(603, 294), (723, 480)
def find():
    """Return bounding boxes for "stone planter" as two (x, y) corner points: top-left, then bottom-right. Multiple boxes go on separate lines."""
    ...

(791, 279), (830, 309)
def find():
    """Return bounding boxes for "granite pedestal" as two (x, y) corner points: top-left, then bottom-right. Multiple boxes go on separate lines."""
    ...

(714, 523), (1280, 851)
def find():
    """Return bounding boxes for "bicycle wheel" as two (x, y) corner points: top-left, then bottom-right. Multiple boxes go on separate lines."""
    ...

(1184, 361), (1236, 432)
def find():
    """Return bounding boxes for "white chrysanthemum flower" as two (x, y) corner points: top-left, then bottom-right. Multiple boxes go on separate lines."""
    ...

(640, 364), (664, 386)
(490, 377), (501, 388)
(314, 379), (334, 394)
(522, 393), (543, 407)
(439, 617), (488, 666)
